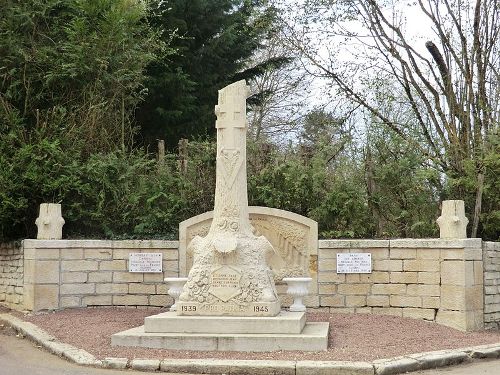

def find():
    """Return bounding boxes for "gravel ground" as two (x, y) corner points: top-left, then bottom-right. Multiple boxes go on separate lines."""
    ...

(11, 307), (499, 362)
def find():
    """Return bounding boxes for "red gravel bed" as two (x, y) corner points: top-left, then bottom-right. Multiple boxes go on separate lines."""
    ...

(16, 307), (500, 362)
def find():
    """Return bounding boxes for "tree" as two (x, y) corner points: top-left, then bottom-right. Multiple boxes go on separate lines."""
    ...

(0, 0), (164, 153)
(247, 35), (311, 143)
(136, 0), (277, 149)
(301, 109), (351, 161)
(365, 117), (441, 238)
(0, 0), (166, 239)
(282, 0), (500, 238)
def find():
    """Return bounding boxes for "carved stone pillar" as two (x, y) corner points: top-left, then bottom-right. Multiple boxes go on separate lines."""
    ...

(35, 203), (65, 240)
(177, 80), (280, 316)
(436, 200), (468, 239)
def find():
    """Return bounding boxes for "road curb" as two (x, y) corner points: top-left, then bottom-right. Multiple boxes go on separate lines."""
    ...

(1, 313), (500, 374)
(0, 313), (102, 367)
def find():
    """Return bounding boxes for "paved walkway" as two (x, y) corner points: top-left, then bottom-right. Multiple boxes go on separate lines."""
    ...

(0, 327), (131, 375)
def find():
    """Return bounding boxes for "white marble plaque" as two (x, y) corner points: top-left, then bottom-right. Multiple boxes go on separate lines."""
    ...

(336, 253), (372, 273)
(129, 253), (162, 273)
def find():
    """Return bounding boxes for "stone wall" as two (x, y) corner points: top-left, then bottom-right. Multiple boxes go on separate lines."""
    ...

(23, 240), (178, 311)
(317, 239), (484, 331)
(6, 238), (497, 332)
(0, 242), (24, 309)
(483, 241), (500, 329)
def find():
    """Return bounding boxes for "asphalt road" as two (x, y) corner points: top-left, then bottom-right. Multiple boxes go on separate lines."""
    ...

(1, 325), (499, 375)
(413, 359), (500, 374)
(0, 325), (194, 375)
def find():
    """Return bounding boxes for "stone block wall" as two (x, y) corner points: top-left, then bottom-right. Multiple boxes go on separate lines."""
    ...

(0, 242), (24, 309)
(317, 239), (484, 331)
(483, 241), (500, 329)
(23, 240), (178, 311)
(3, 238), (496, 332)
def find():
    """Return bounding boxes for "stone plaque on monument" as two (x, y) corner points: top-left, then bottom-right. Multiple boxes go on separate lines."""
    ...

(129, 253), (162, 273)
(177, 80), (281, 316)
(209, 265), (242, 302)
(336, 253), (372, 273)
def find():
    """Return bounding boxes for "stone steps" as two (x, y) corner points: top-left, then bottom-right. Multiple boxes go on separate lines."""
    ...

(111, 320), (329, 352)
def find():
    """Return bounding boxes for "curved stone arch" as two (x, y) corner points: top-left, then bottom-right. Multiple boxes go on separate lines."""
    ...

(179, 206), (318, 282)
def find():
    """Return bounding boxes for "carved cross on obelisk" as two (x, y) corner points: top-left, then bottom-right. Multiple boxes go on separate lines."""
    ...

(211, 81), (252, 252)
(178, 80), (281, 316)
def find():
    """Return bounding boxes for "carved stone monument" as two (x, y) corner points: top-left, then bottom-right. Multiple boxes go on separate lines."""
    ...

(177, 80), (280, 316)
(111, 81), (329, 351)
(177, 207), (320, 308)
(178, 207), (318, 281)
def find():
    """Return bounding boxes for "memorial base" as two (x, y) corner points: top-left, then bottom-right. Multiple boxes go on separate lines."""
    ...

(111, 311), (329, 352)
(145, 310), (305, 333)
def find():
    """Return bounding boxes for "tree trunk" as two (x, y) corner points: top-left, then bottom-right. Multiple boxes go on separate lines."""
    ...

(157, 139), (165, 171)
(178, 138), (188, 175)
(365, 145), (385, 236)
(471, 172), (484, 237)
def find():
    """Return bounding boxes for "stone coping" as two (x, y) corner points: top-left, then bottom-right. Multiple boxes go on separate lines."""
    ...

(319, 238), (483, 249)
(1, 313), (499, 375)
(22, 239), (179, 249)
(319, 240), (390, 248)
(19, 238), (489, 250)
(484, 241), (500, 250)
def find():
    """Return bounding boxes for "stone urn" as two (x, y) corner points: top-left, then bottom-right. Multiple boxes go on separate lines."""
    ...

(282, 277), (312, 312)
(164, 277), (188, 311)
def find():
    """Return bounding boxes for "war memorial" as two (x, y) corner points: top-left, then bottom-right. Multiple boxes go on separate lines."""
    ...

(0, 80), (498, 375)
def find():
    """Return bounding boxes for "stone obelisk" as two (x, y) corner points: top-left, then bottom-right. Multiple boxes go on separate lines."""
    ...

(177, 80), (280, 316)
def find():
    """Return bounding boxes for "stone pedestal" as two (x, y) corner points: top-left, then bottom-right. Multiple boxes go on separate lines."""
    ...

(111, 311), (329, 352)
(144, 311), (306, 333)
